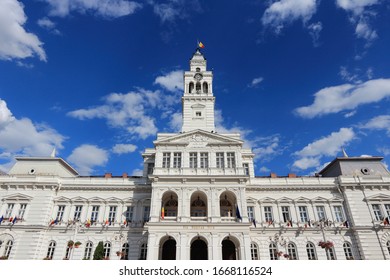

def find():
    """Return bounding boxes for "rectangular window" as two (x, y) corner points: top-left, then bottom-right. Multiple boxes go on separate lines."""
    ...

(18, 204), (27, 219)
(316, 206), (327, 221)
(56, 205), (65, 221)
(173, 152), (181, 168)
(226, 152), (236, 168)
(247, 206), (254, 222)
(74, 205), (82, 221)
(243, 163), (250, 175)
(333, 206), (344, 223)
(200, 152), (208, 168)
(125, 206), (134, 222)
(216, 152), (224, 168)
(189, 152), (197, 168)
(147, 163), (154, 175)
(264, 206), (273, 222)
(299, 206), (309, 222)
(162, 152), (170, 168)
(143, 206), (150, 222)
(195, 111), (202, 117)
(372, 204), (383, 221)
(281, 206), (291, 223)
(384, 204), (390, 217)
(108, 206), (117, 223)
(5, 203), (14, 218)
(91, 206), (99, 222)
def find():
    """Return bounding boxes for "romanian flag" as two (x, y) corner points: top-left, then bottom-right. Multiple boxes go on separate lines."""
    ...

(0, 215), (3, 223)
(161, 207), (165, 220)
(12, 217), (17, 224)
(85, 219), (91, 228)
(105, 219), (109, 226)
(198, 41), (205, 49)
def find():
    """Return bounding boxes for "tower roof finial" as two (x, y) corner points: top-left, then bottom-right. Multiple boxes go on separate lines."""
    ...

(342, 148), (348, 158)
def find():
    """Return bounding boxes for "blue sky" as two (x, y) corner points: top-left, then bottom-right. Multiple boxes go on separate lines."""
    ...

(1, 0), (390, 176)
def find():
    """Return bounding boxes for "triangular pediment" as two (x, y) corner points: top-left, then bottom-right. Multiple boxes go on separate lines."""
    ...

(364, 193), (390, 202)
(1, 193), (33, 202)
(312, 196), (328, 202)
(294, 196), (310, 203)
(277, 197), (293, 203)
(259, 197), (276, 203)
(154, 129), (243, 146)
(54, 196), (71, 203)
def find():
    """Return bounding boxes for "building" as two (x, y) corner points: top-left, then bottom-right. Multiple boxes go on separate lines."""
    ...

(1, 49), (390, 260)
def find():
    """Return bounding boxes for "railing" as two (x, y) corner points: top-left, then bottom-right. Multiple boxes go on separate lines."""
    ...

(153, 167), (246, 176)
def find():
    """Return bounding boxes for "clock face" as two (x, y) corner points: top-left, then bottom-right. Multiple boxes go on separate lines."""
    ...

(194, 73), (203, 81)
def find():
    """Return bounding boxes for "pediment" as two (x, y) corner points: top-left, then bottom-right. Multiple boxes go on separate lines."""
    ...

(312, 196), (328, 202)
(1, 193), (33, 202)
(277, 197), (293, 203)
(259, 197), (276, 203)
(70, 196), (88, 203)
(246, 197), (258, 204)
(54, 196), (71, 203)
(294, 196), (310, 203)
(105, 197), (122, 203)
(364, 194), (390, 202)
(154, 129), (243, 146)
(88, 197), (105, 203)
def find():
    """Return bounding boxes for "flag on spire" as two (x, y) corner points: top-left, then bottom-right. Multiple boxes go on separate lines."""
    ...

(198, 41), (205, 49)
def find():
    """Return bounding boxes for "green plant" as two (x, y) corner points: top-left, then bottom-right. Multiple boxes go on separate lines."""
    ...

(93, 241), (104, 260)
(75, 241), (82, 248)
(67, 240), (74, 247)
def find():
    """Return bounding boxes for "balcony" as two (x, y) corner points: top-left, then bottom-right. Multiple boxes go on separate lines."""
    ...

(153, 167), (246, 177)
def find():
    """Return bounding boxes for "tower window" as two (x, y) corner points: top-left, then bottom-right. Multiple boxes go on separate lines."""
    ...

(196, 82), (201, 92)
(189, 82), (194, 93)
(196, 67), (200, 72)
(196, 111), (202, 117)
(203, 82), (208, 93)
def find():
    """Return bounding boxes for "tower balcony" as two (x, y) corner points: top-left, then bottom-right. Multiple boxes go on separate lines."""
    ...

(152, 167), (247, 176)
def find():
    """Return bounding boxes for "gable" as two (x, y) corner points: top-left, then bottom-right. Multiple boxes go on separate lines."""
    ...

(364, 193), (390, 202)
(1, 193), (33, 202)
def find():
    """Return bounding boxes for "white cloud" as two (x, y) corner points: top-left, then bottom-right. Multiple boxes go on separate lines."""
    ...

(259, 166), (271, 173)
(307, 21), (322, 47)
(154, 70), (184, 92)
(37, 17), (61, 35)
(248, 77), (264, 88)
(335, 0), (379, 15)
(150, 0), (202, 23)
(377, 147), (390, 156)
(0, 99), (66, 171)
(112, 143), (137, 155)
(131, 168), (143, 176)
(355, 17), (377, 42)
(295, 78), (390, 118)
(168, 112), (182, 131)
(252, 136), (282, 161)
(339, 66), (361, 83)
(67, 144), (108, 175)
(0, 0), (46, 61)
(68, 90), (160, 139)
(262, 0), (319, 32)
(293, 127), (355, 170)
(359, 115), (390, 135)
(43, 0), (142, 18)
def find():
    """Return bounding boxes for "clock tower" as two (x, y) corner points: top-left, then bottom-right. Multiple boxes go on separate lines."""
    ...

(181, 48), (216, 133)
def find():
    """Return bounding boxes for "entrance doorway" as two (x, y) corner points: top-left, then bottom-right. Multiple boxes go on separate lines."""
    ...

(222, 239), (237, 260)
(161, 238), (176, 260)
(191, 239), (208, 260)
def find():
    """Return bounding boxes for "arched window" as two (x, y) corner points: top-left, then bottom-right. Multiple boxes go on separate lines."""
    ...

(328, 246), (336, 260)
(306, 242), (317, 260)
(251, 243), (259, 260)
(139, 243), (147, 260)
(84, 241), (93, 260)
(189, 82), (194, 93)
(387, 241), (390, 256)
(287, 242), (298, 260)
(196, 67), (200, 72)
(5, 240), (13, 258)
(203, 82), (208, 93)
(104, 242), (111, 259)
(121, 243), (129, 260)
(343, 242), (354, 260)
(196, 82), (201, 93)
(162, 192), (178, 218)
(220, 192), (236, 218)
(191, 192), (207, 217)
(46, 241), (56, 260)
(64, 241), (72, 259)
(269, 242), (278, 260)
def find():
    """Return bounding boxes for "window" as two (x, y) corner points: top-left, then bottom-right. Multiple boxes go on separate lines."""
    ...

(287, 242), (298, 260)
(200, 152), (208, 168)
(91, 206), (99, 222)
(196, 82), (201, 92)
(306, 242), (317, 260)
(372, 204), (383, 221)
(65, 243), (72, 259)
(299, 206), (309, 222)
(247, 206), (255, 222)
(173, 152), (181, 168)
(108, 206), (117, 223)
(216, 152), (224, 168)
(386, 241), (390, 256)
(189, 152), (197, 168)
(333, 206), (344, 223)
(125, 206), (134, 223)
(343, 242), (354, 260)
(264, 206), (273, 222)
(103, 242), (111, 259)
(47, 241), (56, 259)
(269, 242), (278, 260)
(162, 152), (170, 168)
(316, 206), (326, 221)
(226, 152), (236, 168)
(195, 111), (202, 117)
(5, 203), (14, 218)
(56, 205), (65, 221)
(189, 82), (194, 93)
(147, 163), (154, 175)
(139, 243), (147, 260)
(143, 206), (150, 222)
(18, 204), (27, 219)
(121, 243), (129, 260)
(281, 206), (291, 223)
(5, 240), (13, 258)
(385, 204), (390, 217)
(203, 82), (208, 93)
(74, 205), (82, 221)
(243, 163), (249, 175)
(84, 242), (93, 260)
(328, 246), (336, 260)
(251, 243), (259, 260)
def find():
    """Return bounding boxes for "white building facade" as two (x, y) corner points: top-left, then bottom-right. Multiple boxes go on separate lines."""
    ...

(1, 49), (390, 260)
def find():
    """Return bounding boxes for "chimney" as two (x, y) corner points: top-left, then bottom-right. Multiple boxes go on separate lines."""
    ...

(288, 173), (296, 178)
(122, 172), (128, 178)
(104, 173), (112, 178)
(270, 173), (277, 178)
